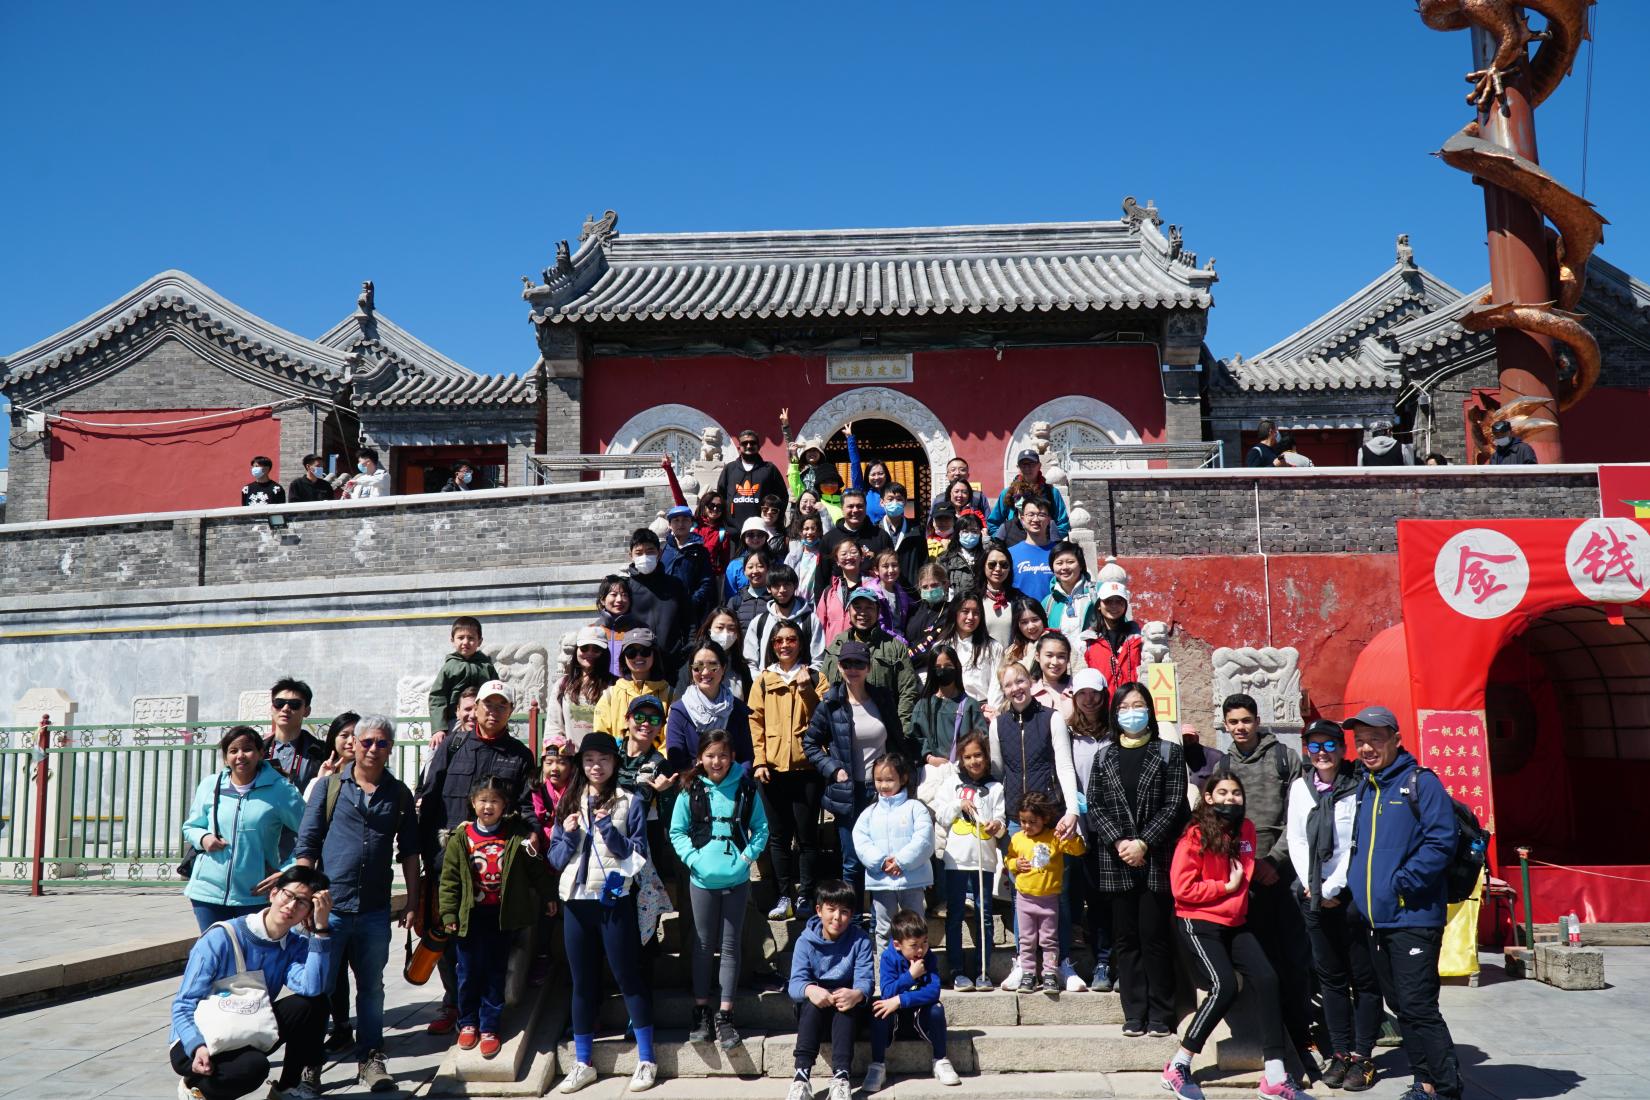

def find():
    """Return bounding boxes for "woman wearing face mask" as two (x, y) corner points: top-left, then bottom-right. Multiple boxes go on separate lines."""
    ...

(1286, 721), (1378, 1092)
(937, 515), (985, 600)
(785, 514), (825, 596)
(665, 641), (755, 773)
(1085, 682), (1188, 1040)
(1043, 541), (1096, 671)
(904, 563), (952, 659)
(674, 609), (754, 702)
(912, 645), (988, 770)
(976, 542), (1024, 648)
(1165, 774), (1304, 1100)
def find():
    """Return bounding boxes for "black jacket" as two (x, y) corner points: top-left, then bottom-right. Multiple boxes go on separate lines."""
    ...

(717, 459), (789, 533)
(1489, 440), (1538, 465)
(1085, 737), (1188, 894)
(416, 730), (539, 859)
(263, 730), (328, 792)
(627, 567), (692, 677)
(821, 520), (892, 565)
(804, 681), (909, 816)
(287, 476), (333, 504)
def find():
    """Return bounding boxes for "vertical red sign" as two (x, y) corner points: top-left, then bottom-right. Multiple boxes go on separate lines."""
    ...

(1416, 709), (1494, 833)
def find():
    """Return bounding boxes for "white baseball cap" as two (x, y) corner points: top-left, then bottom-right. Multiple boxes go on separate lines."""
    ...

(477, 679), (514, 707)
(1072, 667), (1109, 696)
(1097, 580), (1130, 602)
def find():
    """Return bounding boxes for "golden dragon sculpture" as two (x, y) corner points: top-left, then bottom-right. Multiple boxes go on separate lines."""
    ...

(1418, 0), (1605, 413)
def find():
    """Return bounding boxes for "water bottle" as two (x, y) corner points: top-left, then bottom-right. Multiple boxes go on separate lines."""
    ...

(1568, 912), (1582, 947)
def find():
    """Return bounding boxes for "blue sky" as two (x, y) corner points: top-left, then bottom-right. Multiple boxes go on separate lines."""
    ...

(1, 1), (1642, 474)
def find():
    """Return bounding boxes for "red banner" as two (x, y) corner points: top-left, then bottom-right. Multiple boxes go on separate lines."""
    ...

(1416, 710), (1492, 831)
(1597, 464), (1650, 520)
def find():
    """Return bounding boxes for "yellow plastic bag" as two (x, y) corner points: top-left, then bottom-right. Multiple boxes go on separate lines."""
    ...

(1439, 876), (1484, 977)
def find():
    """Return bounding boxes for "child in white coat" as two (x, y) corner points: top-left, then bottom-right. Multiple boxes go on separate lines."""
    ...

(852, 752), (934, 961)
(931, 731), (1005, 990)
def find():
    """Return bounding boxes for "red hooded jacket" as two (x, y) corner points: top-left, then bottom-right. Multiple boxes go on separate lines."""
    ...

(1170, 816), (1257, 927)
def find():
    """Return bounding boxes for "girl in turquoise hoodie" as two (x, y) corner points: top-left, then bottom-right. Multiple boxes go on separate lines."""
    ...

(669, 729), (769, 1052)
(181, 726), (306, 932)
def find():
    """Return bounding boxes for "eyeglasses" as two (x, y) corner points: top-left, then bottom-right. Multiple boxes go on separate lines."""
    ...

(271, 697), (305, 710)
(839, 660), (869, 670)
(772, 635), (799, 646)
(624, 649), (651, 660)
(691, 662), (723, 673)
(274, 886), (313, 910)
(357, 738), (393, 751)
(985, 560), (1011, 571)
(1306, 740), (1341, 755)
(631, 713), (664, 727)
(704, 502), (724, 511)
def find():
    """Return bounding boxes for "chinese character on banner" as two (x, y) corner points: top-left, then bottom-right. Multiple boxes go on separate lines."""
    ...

(1146, 663), (1178, 723)
(1417, 709), (1494, 832)
(1565, 518), (1650, 603)
(1433, 529), (1529, 620)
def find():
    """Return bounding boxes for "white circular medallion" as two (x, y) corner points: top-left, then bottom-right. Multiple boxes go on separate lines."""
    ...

(1433, 528), (1529, 620)
(1565, 518), (1650, 604)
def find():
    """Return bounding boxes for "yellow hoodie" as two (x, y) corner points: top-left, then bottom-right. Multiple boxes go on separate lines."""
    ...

(593, 678), (674, 748)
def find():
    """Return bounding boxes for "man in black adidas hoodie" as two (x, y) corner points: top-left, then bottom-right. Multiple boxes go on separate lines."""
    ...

(716, 429), (789, 538)
(627, 528), (692, 680)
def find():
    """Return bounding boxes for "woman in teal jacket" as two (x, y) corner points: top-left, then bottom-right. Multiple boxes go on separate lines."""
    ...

(668, 729), (769, 1051)
(181, 725), (306, 931)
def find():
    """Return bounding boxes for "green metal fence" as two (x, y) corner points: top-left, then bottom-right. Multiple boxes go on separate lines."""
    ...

(0, 713), (535, 889)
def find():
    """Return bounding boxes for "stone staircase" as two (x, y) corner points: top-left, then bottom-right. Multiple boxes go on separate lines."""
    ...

(429, 896), (1277, 1098)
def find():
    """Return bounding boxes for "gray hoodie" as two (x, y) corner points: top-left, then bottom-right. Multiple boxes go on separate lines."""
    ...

(1218, 732), (1298, 868)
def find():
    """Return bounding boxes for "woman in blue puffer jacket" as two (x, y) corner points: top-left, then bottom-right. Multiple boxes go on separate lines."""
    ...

(852, 752), (934, 957)
(181, 725), (307, 932)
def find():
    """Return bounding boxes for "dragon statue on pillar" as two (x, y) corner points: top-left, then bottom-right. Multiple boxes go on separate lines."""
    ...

(1419, 0), (1605, 416)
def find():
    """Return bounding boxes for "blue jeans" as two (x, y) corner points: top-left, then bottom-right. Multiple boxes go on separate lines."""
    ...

(190, 900), (263, 933)
(835, 781), (874, 889)
(327, 907), (393, 1050)
(455, 906), (513, 1034)
(944, 869), (992, 978)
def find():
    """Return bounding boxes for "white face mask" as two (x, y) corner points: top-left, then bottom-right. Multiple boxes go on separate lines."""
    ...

(710, 629), (738, 650)
(632, 553), (659, 574)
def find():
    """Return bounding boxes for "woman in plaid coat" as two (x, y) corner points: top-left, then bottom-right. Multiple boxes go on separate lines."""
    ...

(1084, 681), (1188, 1037)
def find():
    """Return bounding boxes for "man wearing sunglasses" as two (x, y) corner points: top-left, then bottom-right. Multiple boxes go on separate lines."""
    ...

(294, 715), (421, 1093)
(266, 678), (328, 793)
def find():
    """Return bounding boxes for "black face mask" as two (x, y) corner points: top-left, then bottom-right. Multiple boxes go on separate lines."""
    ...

(931, 667), (960, 687)
(1212, 803), (1246, 829)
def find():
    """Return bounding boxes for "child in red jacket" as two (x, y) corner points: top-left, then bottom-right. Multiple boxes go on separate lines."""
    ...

(1162, 774), (1311, 1100)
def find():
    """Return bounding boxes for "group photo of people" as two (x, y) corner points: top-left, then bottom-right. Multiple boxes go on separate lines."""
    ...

(170, 424), (1469, 1100)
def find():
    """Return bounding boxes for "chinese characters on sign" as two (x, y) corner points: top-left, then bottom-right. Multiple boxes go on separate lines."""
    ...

(1416, 709), (1493, 832)
(825, 354), (914, 385)
(1564, 518), (1650, 603)
(1433, 528), (1529, 619)
(1145, 662), (1178, 723)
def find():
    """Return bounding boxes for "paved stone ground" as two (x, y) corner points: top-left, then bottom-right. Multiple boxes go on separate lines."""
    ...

(0, 888), (194, 970)
(1, 890), (1644, 1098)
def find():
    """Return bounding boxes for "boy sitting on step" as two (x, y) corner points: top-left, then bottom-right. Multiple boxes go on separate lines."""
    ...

(786, 879), (874, 1100)
(862, 908), (960, 1093)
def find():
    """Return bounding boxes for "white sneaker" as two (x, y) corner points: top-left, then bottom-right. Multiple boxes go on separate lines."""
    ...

(768, 898), (794, 920)
(558, 1061), (599, 1094)
(862, 1062), (887, 1094)
(828, 1076), (853, 1100)
(786, 1080), (814, 1100)
(628, 1060), (657, 1092)
(179, 1083), (204, 1100)
(1059, 958), (1089, 993)
(999, 964), (1022, 990)
(933, 1057), (961, 1086)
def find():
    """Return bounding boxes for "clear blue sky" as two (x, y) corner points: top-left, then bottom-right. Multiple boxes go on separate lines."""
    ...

(2, 1), (1643, 470)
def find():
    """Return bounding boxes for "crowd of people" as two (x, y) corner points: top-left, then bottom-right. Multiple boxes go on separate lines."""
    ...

(176, 424), (1467, 1100)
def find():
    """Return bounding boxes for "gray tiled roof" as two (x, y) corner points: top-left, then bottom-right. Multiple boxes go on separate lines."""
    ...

(1213, 350), (1401, 393)
(0, 269), (355, 389)
(1249, 261), (1463, 363)
(354, 367), (537, 408)
(525, 213), (1216, 326)
(318, 310), (473, 379)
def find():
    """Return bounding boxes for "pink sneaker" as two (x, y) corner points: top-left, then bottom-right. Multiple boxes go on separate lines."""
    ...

(1160, 1060), (1205, 1100)
(1255, 1077), (1314, 1099)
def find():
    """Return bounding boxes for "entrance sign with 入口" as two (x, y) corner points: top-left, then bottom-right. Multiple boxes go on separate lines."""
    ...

(826, 354), (913, 385)
(1145, 662), (1178, 723)
(1415, 709), (1494, 833)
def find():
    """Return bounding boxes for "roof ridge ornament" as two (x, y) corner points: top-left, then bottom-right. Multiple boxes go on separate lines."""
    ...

(356, 280), (375, 316)
(1121, 196), (1162, 229)
(1396, 233), (1418, 272)
(579, 209), (619, 247)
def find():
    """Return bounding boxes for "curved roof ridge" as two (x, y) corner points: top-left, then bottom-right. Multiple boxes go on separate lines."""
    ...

(1249, 259), (1463, 363)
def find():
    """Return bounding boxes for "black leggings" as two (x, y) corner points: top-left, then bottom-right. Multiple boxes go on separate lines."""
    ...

(762, 769), (822, 900)
(169, 993), (327, 1098)
(1178, 918), (1284, 1060)
(794, 997), (865, 1075)
(1110, 885), (1175, 1029)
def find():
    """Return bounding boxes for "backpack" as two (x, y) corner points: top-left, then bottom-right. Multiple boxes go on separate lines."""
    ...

(686, 771), (759, 852)
(1403, 767), (1490, 904)
(323, 770), (414, 835)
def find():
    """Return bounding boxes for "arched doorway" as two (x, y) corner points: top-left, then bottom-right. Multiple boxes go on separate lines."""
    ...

(1488, 604), (1650, 868)
(823, 418), (931, 506)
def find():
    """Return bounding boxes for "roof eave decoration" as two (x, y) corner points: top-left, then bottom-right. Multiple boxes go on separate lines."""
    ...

(1, 270), (358, 393)
(522, 199), (1216, 327)
(352, 366), (541, 410)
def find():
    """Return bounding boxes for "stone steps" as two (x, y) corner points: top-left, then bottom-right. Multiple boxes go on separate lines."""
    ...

(519, 1072), (1264, 1099)
(558, 1023), (1182, 1080)
(597, 989), (1124, 1032)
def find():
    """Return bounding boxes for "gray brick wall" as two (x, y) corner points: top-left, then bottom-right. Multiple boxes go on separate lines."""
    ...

(1071, 469), (1596, 557)
(0, 481), (670, 598)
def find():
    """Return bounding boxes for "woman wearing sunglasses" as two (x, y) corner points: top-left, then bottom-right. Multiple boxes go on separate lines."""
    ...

(1286, 719), (1379, 1092)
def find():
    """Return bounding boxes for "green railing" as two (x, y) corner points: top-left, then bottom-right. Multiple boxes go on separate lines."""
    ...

(0, 711), (537, 890)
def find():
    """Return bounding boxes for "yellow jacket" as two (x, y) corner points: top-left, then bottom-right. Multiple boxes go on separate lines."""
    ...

(747, 667), (828, 772)
(1008, 828), (1086, 898)
(593, 678), (674, 748)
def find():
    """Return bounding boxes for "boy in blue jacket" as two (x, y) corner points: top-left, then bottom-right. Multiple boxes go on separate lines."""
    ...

(786, 879), (874, 1100)
(864, 909), (960, 1092)
(1344, 706), (1462, 1100)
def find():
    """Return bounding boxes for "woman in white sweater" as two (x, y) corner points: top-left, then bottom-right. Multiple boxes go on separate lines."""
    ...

(1285, 719), (1380, 1091)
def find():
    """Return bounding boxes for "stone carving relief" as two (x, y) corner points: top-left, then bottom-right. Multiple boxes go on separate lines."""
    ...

(13, 687), (75, 729)
(396, 675), (435, 722)
(1141, 622), (1172, 666)
(494, 642), (551, 713)
(795, 387), (956, 477)
(133, 695), (196, 726)
(1211, 646), (1302, 729)
(238, 691), (268, 721)
(556, 631), (578, 680)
